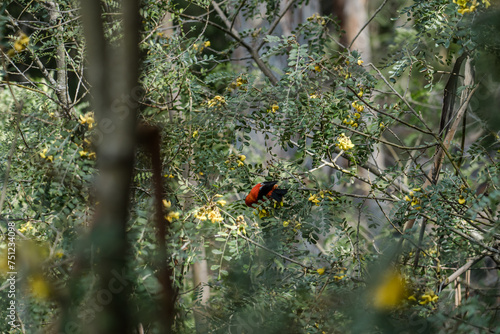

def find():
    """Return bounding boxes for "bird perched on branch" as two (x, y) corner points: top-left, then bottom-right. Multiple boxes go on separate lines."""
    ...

(245, 181), (288, 207)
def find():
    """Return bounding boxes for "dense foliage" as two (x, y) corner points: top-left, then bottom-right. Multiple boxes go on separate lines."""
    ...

(1, 0), (499, 333)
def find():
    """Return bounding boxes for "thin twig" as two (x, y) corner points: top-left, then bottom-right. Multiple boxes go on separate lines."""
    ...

(349, 0), (388, 50)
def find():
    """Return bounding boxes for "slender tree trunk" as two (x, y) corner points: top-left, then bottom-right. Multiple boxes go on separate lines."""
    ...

(73, 0), (141, 333)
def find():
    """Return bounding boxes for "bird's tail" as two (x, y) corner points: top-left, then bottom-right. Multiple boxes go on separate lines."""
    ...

(269, 188), (288, 202)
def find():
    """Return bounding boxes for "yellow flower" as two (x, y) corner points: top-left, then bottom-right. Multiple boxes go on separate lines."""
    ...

(308, 194), (320, 205)
(55, 250), (64, 259)
(357, 59), (364, 66)
(314, 65), (321, 72)
(207, 95), (226, 108)
(237, 160), (244, 167)
(408, 295), (417, 302)
(39, 148), (48, 159)
(19, 222), (34, 233)
(166, 211), (180, 222)
(419, 291), (438, 305)
(195, 210), (207, 221)
(14, 33), (30, 51)
(317, 268), (325, 275)
(207, 209), (223, 223)
(458, 196), (466, 205)
(309, 93), (319, 99)
(199, 172), (204, 176)
(268, 104), (279, 113)
(336, 133), (355, 151)
(292, 222), (302, 232)
(79, 112), (95, 129)
(333, 275), (345, 281)
(162, 199), (172, 208)
(238, 154), (246, 161)
(283, 221), (289, 227)
(193, 130), (199, 138)
(79, 150), (88, 157)
(217, 199), (227, 207)
(204, 40), (211, 47)
(7, 32), (29, 57)
(373, 270), (407, 310)
(236, 77), (246, 87)
(237, 221), (247, 235)
(258, 209), (268, 218)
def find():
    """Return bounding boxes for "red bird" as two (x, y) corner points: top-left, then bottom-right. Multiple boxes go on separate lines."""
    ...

(245, 181), (288, 207)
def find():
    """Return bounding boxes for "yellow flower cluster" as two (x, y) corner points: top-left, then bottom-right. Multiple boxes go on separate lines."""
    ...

(307, 13), (326, 25)
(162, 199), (181, 222)
(193, 40), (211, 51)
(7, 32), (29, 57)
(195, 207), (223, 223)
(317, 268), (325, 275)
(39, 148), (54, 162)
(79, 112), (96, 130)
(228, 76), (248, 91)
(225, 153), (246, 169)
(453, 0), (490, 14)
(79, 149), (96, 159)
(19, 222), (34, 234)
(267, 103), (279, 113)
(195, 196), (226, 223)
(352, 101), (364, 112)
(309, 194), (321, 205)
(207, 95), (226, 108)
(235, 215), (247, 235)
(308, 191), (335, 206)
(333, 268), (347, 281)
(343, 115), (359, 128)
(409, 291), (439, 305)
(336, 133), (355, 151)
(404, 188), (422, 209)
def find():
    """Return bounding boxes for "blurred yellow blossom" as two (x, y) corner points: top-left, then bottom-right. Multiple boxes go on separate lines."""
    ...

(79, 112), (95, 129)
(39, 148), (54, 162)
(166, 211), (180, 222)
(29, 274), (51, 300)
(373, 270), (407, 310)
(336, 133), (354, 151)
(419, 291), (438, 305)
(317, 268), (325, 275)
(268, 104), (279, 113)
(207, 95), (226, 108)
(308, 194), (321, 205)
(7, 32), (29, 57)
(458, 196), (466, 205)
